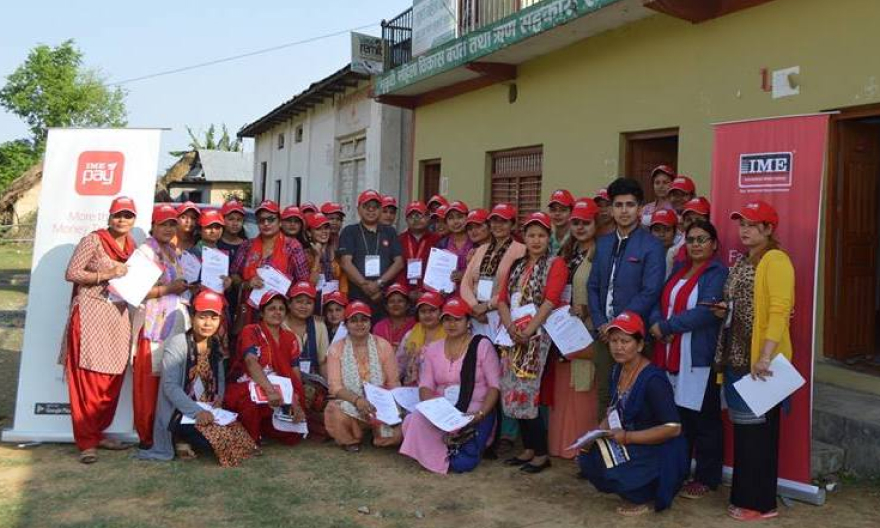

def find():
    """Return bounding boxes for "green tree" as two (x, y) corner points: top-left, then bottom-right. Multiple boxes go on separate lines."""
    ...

(0, 139), (40, 190)
(169, 124), (242, 157)
(0, 39), (127, 150)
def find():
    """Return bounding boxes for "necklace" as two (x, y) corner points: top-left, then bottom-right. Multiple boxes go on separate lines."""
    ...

(444, 336), (469, 362)
(617, 357), (646, 394)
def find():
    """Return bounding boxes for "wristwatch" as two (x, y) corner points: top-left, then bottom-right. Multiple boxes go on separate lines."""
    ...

(377, 278), (385, 288)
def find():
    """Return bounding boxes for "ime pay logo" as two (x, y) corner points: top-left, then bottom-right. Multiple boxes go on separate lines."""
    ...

(738, 152), (793, 190)
(75, 151), (124, 195)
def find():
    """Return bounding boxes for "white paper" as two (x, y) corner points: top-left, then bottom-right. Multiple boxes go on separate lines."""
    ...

(493, 325), (514, 347)
(247, 266), (292, 308)
(364, 383), (402, 425)
(248, 375), (294, 405)
(364, 255), (381, 278)
(192, 377), (205, 400)
(271, 409), (308, 435)
(180, 251), (201, 284)
(733, 354), (805, 417)
(201, 247), (229, 293)
(472, 310), (502, 341)
(330, 324), (348, 345)
(108, 248), (163, 307)
(180, 402), (238, 426)
(407, 259), (423, 280)
(542, 305), (594, 356)
(321, 279), (339, 295)
(390, 387), (421, 413)
(476, 278), (494, 302)
(672, 368), (711, 411)
(299, 360), (312, 374)
(415, 397), (474, 433)
(443, 385), (461, 404)
(566, 429), (611, 451)
(423, 247), (457, 293)
(511, 303), (537, 321)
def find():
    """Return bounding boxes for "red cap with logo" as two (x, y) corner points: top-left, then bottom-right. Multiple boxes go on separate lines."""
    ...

(357, 189), (382, 207)
(488, 203), (517, 222)
(323, 291), (349, 308)
(466, 208), (489, 226)
(258, 291), (286, 309)
(548, 189), (575, 208)
(255, 200), (280, 216)
(441, 297), (471, 319)
(281, 206), (303, 221)
(523, 211), (552, 231)
(152, 204), (179, 225)
(177, 201), (200, 217)
(416, 291), (444, 309)
(320, 201), (344, 216)
(669, 175), (696, 195)
(289, 280), (317, 299)
(606, 311), (646, 337)
(109, 196), (137, 216)
(381, 195), (398, 209)
(199, 209), (226, 227)
(221, 200), (246, 217)
(193, 290), (225, 315)
(427, 195), (449, 209)
(650, 209), (678, 228)
(433, 205), (449, 220)
(446, 200), (469, 216)
(344, 301), (372, 320)
(307, 212), (331, 230)
(682, 197), (711, 217)
(594, 188), (610, 203)
(384, 283), (409, 299)
(730, 200), (779, 227)
(299, 202), (318, 214)
(651, 165), (676, 179)
(405, 201), (428, 217)
(571, 198), (599, 222)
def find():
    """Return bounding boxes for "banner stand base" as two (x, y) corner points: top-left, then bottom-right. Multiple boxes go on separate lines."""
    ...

(2, 428), (138, 445)
(722, 466), (826, 506)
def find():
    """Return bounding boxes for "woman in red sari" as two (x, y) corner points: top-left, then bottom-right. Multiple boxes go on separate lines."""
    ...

(224, 292), (307, 447)
(230, 200), (310, 329)
(61, 196), (138, 463)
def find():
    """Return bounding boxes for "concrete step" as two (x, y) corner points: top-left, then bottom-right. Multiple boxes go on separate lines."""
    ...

(813, 382), (880, 477)
(811, 440), (845, 479)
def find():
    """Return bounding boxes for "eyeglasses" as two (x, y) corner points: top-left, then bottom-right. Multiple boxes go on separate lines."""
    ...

(685, 235), (712, 245)
(257, 215), (279, 224)
(407, 213), (425, 220)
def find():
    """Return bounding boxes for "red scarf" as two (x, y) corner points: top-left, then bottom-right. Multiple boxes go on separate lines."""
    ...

(653, 261), (711, 373)
(95, 229), (135, 263)
(242, 233), (288, 281)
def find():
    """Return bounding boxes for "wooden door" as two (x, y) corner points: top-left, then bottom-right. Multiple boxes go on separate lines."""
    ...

(624, 131), (679, 201)
(421, 161), (441, 203)
(831, 121), (880, 360)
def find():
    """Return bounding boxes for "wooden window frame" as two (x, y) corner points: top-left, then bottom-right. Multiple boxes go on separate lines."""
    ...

(489, 145), (543, 224)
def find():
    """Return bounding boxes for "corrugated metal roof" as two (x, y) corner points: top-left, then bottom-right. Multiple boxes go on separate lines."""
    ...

(191, 149), (253, 182)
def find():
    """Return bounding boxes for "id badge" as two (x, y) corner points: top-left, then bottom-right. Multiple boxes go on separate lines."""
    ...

(511, 292), (523, 310)
(299, 360), (312, 374)
(607, 408), (623, 430)
(477, 277), (494, 302)
(561, 284), (573, 305)
(407, 258), (423, 280)
(364, 255), (381, 278)
(321, 280), (339, 295)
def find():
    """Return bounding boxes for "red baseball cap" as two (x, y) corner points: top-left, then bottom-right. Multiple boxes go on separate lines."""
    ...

(433, 204), (449, 220)
(323, 291), (348, 308)
(650, 209), (678, 228)
(606, 311), (646, 337)
(221, 200), (246, 217)
(199, 209), (226, 227)
(466, 208), (489, 226)
(669, 175), (696, 195)
(344, 301), (372, 320)
(593, 188), (610, 203)
(571, 198), (599, 222)
(384, 283), (409, 299)
(281, 206), (303, 221)
(441, 297), (471, 319)
(289, 280), (317, 299)
(730, 200), (779, 227)
(358, 189), (382, 207)
(193, 290), (225, 315)
(548, 189), (575, 208)
(523, 211), (552, 231)
(427, 195), (448, 208)
(682, 197), (711, 217)
(488, 203), (517, 222)
(300, 202), (318, 214)
(152, 204), (179, 225)
(651, 165), (676, 180)
(405, 201), (428, 217)
(255, 200), (280, 216)
(446, 200), (469, 216)
(320, 201), (344, 216)
(307, 212), (331, 230)
(109, 196), (137, 216)
(177, 201), (200, 217)
(259, 291), (287, 309)
(381, 195), (398, 209)
(416, 291), (444, 309)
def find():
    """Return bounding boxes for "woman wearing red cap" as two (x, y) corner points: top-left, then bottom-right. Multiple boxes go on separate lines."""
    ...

(188, 210), (234, 358)
(397, 291), (446, 386)
(593, 188), (615, 237)
(307, 213), (347, 297)
(230, 200), (310, 327)
(325, 301), (401, 451)
(437, 201), (473, 290)
(668, 176), (696, 215)
(372, 284), (416, 351)
(550, 199), (601, 459)
(577, 311), (687, 516)
(280, 206), (309, 248)
(322, 291), (348, 343)
(496, 212), (569, 473)
(465, 208), (491, 250)
(137, 291), (256, 466)
(219, 200), (248, 258)
(224, 292), (307, 447)
(649, 209), (679, 278)
(379, 195), (398, 227)
(61, 197), (138, 463)
(713, 200), (794, 521)
(640, 165), (676, 227)
(548, 189), (575, 256)
(400, 297), (501, 474)
(174, 202), (200, 254)
(132, 204), (192, 449)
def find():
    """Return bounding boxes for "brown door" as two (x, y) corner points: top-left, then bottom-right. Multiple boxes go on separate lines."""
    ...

(421, 160), (441, 203)
(831, 121), (880, 360)
(624, 130), (679, 201)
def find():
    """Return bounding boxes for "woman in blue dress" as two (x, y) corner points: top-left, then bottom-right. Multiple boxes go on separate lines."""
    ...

(578, 311), (688, 517)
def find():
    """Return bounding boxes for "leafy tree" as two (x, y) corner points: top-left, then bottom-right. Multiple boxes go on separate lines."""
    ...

(0, 139), (40, 190)
(169, 124), (241, 157)
(0, 39), (127, 149)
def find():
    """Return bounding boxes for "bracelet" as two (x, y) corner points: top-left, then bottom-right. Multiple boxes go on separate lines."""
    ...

(95, 271), (101, 284)
(622, 431), (629, 445)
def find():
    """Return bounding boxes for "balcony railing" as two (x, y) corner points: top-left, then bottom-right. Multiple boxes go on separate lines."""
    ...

(459, 0), (544, 35)
(381, 8), (413, 71)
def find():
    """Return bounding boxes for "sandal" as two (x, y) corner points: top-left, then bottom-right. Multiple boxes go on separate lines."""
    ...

(175, 443), (197, 460)
(680, 481), (711, 499)
(97, 438), (130, 451)
(728, 507), (779, 521)
(616, 503), (650, 517)
(79, 448), (98, 464)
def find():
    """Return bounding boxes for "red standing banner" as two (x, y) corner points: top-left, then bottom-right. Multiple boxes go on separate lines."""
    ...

(710, 114), (829, 492)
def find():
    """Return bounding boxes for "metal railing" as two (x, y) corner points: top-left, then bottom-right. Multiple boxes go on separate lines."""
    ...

(0, 224), (35, 244)
(381, 7), (413, 71)
(459, 0), (544, 36)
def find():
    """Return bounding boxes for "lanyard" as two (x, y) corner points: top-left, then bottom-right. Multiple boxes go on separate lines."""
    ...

(405, 232), (429, 260)
(359, 223), (380, 255)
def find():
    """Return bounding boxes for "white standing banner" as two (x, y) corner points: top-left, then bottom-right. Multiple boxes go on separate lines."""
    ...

(2, 128), (162, 444)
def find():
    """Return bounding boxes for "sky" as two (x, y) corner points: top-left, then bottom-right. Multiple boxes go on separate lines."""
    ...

(0, 0), (413, 172)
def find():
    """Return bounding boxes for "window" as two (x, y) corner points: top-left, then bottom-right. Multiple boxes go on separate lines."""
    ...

(293, 176), (302, 206)
(295, 125), (304, 143)
(277, 133), (285, 149)
(421, 160), (441, 203)
(336, 135), (368, 218)
(259, 162), (268, 202)
(274, 179), (282, 204)
(490, 146), (543, 224)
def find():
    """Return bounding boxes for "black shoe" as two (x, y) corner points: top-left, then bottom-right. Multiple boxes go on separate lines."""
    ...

(504, 455), (533, 466)
(520, 459), (551, 474)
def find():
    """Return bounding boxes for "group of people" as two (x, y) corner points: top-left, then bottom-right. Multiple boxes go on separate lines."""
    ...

(60, 165), (795, 521)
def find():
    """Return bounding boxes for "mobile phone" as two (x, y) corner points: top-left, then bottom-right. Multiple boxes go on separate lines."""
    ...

(698, 301), (727, 310)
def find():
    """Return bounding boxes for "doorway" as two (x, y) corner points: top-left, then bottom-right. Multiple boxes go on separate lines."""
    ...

(825, 109), (880, 373)
(420, 159), (441, 203)
(623, 128), (679, 201)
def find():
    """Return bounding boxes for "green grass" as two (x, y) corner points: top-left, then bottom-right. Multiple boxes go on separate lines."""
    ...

(0, 244), (32, 272)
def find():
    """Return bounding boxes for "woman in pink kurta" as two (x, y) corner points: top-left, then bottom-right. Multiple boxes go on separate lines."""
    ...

(400, 298), (501, 474)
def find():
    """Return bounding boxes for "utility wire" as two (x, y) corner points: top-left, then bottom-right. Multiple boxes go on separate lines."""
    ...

(109, 21), (380, 86)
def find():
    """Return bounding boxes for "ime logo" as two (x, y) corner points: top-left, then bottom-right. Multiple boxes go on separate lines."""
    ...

(75, 151), (125, 195)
